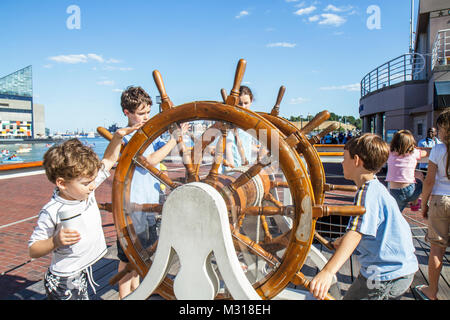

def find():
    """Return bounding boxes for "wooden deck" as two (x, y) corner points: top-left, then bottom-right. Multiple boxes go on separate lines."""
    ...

(2, 161), (448, 300)
(8, 223), (449, 300)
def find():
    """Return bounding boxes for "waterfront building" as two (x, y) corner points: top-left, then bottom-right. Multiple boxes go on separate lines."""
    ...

(0, 66), (45, 139)
(360, 0), (450, 142)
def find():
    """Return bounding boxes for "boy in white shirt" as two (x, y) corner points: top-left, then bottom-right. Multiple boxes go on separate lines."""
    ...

(28, 124), (141, 300)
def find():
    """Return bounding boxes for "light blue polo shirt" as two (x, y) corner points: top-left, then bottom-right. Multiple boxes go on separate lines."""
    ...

(347, 178), (418, 281)
(123, 134), (165, 229)
(226, 129), (258, 168)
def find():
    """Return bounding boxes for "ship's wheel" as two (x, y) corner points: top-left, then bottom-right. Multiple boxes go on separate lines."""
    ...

(98, 59), (364, 300)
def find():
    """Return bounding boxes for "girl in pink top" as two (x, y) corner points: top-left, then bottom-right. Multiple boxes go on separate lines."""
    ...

(386, 130), (428, 212)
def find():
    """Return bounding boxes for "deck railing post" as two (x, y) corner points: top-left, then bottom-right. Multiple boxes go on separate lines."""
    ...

(388, 61), (390, 86)
(404, 55), (407, 81)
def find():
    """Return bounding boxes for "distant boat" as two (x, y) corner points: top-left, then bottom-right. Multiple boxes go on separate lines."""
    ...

(87, 132), (95, 138)
(16, 147), (31, 153)
(1, 154), (24, 163)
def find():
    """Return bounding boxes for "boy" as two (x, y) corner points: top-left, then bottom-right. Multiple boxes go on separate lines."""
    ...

(28, 124), (141, 300)
(116, 86), (187, 299)
(309, 133), (418, 300)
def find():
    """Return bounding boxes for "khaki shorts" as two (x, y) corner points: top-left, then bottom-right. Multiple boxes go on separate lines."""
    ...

(425, 195), (450, 248)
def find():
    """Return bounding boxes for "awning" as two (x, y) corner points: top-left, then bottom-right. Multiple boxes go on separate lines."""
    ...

(435, 81), (450, 95)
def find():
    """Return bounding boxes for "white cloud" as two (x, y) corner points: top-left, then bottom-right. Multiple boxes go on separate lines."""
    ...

(266, 42), (297, 48)
(308, 15), (320, 22)
(48, 53), (123, 65)
(112, 88), (124, 93)
(43, 64), (53, 69)
(324, 5), (354, 13)
(102, 66), (134, 71)
(318, 13), (346, 26)
(236, 10), (249, 19)
(49, 54), (89, 64)
(97, 80), (115, 86)
(294, 1), (306, 7)
(294, 5), (316, 16)
(87, 53), (104, 63)
(320, 83), (360, 92)
(324, 5), (341, 12)
(289, 97), (309, 104)
(106, 58), (121, 64)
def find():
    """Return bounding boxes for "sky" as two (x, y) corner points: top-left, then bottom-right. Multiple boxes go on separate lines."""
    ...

(0, 0), (419, 133)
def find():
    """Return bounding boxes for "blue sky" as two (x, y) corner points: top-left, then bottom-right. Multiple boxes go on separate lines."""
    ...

(0, 0), (418, 133)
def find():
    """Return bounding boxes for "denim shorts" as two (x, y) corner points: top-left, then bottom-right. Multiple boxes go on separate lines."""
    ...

(389, 179), (423, 212)
(343, 272), (414, 300)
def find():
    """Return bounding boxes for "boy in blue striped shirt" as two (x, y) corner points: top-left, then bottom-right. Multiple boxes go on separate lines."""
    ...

(309, 133), (418, 300)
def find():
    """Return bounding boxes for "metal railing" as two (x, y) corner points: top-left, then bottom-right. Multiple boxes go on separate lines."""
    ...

(432, 28), (450, 70)
(360, 53), (426, 98)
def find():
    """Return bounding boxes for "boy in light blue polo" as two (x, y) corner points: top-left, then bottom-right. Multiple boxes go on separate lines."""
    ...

(309, 133), (418, 300)
(116, 86), (187, 299)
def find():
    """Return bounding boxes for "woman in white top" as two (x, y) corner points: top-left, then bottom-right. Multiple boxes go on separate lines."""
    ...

(415, 109), (450, 300)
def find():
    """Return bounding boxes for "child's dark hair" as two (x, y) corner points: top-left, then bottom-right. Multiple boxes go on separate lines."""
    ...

(390, 130), (416, 156)
(121, 86), (152, 114)
(344, 133), (389, 172)
(436, 108), (450, 179)
(239, 85), (254, 101)
(43, 139), (101, 184)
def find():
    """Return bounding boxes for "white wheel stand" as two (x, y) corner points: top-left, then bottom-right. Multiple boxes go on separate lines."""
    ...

(125, 181), (335, 300)
(125, 182), (261, 300)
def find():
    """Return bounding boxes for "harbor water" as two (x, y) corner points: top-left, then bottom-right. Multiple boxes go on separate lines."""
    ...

(0, 137), (110, 164)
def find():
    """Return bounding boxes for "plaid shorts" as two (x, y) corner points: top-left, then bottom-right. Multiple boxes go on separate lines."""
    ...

(44, 269), (89, 300)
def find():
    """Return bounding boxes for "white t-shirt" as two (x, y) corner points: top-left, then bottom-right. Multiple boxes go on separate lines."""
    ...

(429, 143), (450, 196)
(28, 166), (110, 277)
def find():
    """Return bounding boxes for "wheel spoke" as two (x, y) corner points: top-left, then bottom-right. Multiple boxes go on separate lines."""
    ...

(312, 204), (365, 218)
(270, 180), (289, 189)
(263, 193), (283, 208)
(260, 216), (272, 242)
(132, 203), (163, 213)
(242, 205), (294, 217)
(169, 123), (198, 182)
(300, 110), (330, 135)
(205, 129), (227, 182)
(228, 156), (272, 192)
(308, 123), (339, 145)
(191, 123), (222, 176)
(134, 155), (180, 189)
(230, 225), (280, 267)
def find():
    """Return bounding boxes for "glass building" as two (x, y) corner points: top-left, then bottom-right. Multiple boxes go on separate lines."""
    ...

(0, 66), (44, 139)
(0, 65), (33, 98)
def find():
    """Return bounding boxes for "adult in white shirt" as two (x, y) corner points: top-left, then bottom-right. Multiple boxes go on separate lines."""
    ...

(418, 127), (441, 170)
(415, 110), (450, 300)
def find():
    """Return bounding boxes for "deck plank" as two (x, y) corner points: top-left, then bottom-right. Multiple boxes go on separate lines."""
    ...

(410, 226), (450, 300)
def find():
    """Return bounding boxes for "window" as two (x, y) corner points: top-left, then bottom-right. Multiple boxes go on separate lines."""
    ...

(417, 123), (423, 136)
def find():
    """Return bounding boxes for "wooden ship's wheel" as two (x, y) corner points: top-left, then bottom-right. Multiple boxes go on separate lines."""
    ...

(98, 59), (365, 300)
